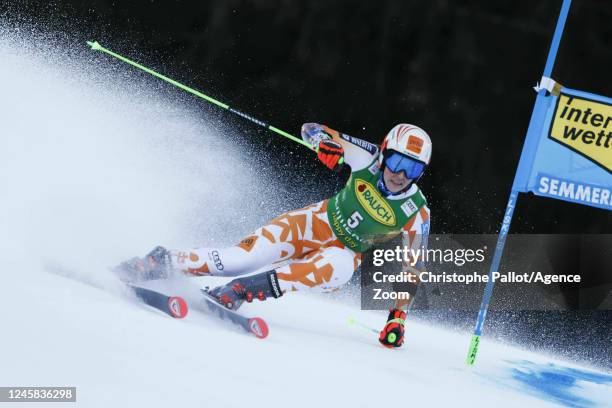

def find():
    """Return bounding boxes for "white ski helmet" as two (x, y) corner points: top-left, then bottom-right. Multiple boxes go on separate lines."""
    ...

(378, 123), (432, 168)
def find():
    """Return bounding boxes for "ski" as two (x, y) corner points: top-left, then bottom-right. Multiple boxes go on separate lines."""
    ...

(200, 290), (269, 339)
(128, 284), (188, 319)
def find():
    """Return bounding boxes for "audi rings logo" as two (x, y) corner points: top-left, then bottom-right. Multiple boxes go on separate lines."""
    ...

(211, 250), (224, 271)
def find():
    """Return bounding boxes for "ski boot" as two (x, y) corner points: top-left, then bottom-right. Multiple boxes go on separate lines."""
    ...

(114, 246), (173, 282)
(206, 270), (283, 310)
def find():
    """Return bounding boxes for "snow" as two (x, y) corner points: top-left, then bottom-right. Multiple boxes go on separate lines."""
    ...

(0, 29), (610, 408)
(3, 269), (611, 408)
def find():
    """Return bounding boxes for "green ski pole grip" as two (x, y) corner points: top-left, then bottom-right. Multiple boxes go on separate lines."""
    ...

(466, 334), (480, 365)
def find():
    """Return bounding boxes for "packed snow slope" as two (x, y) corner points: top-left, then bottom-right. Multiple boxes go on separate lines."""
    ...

(1, 31), (610, 408)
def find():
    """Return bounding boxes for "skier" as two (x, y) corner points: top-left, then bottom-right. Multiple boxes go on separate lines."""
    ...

(119, 123), (431, 348)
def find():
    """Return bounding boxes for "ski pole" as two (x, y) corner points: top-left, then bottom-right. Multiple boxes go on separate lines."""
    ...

(87, 41), (341, 161)
(347, 316), (379, 334)
(465, 0), (573, 367)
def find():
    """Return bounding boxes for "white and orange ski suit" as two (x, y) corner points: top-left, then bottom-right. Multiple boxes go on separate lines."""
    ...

(170, 124), (431, 294)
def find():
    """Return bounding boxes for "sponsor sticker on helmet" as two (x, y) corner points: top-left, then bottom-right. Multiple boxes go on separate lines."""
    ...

(406, 135), (424, 154)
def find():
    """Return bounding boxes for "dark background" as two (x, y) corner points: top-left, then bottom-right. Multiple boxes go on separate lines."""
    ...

(3, 1), (610, 367)
(4, 0), (610, 234)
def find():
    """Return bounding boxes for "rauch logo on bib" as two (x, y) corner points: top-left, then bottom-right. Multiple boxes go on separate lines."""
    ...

(354, 179), (396, 226)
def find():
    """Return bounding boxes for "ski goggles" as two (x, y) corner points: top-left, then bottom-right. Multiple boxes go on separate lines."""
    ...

(384, 151), (426, 179)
